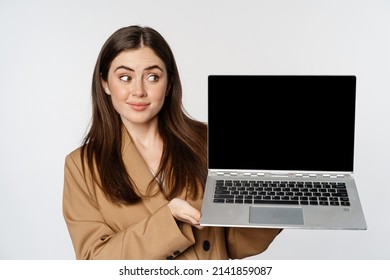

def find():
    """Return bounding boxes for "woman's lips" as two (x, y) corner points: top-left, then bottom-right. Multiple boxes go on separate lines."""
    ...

(128, 102), (149, 111)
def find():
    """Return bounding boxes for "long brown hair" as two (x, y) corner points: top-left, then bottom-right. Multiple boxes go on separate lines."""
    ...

(81, 25), (207, 205)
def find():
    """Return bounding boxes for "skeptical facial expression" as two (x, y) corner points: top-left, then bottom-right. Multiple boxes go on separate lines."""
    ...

(101, 47), (168, 129)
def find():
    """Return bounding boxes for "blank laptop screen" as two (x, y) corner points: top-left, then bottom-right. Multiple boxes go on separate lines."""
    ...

(208, 75), (356, 172)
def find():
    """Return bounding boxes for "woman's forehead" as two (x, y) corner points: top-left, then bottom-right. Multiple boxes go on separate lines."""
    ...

(111, 47), (166, 70)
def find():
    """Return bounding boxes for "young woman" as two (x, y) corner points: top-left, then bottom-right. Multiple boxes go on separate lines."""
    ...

(63, 25), (281, 259)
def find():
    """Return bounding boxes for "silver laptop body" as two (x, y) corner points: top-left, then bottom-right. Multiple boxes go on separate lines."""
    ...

(200, 75), (367, 230)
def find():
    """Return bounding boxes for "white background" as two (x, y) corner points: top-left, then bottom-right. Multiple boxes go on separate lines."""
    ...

(0, 0), (389, 260)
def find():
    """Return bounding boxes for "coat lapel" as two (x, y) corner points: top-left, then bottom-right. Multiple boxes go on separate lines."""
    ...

(121, 127), (202, 260)
(121, 128), (169, 214)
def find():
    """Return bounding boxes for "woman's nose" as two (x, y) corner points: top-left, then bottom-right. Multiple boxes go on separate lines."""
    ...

(132, 79), (146, 97)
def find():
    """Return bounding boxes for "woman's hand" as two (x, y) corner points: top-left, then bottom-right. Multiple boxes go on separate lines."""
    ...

(168, 198), (203, 229)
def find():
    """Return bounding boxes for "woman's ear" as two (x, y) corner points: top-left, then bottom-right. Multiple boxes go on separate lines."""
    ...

(101, 78), (110, 95)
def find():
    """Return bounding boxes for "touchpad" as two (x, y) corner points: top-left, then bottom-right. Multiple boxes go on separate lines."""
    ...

(249, 206), (304, 225)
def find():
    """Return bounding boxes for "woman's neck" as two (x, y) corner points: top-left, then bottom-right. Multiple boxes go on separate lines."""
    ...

(123, 118), (163, 175)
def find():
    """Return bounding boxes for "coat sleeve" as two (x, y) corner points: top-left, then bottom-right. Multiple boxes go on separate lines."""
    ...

(62, 152), (195, 260)
(225, 227), (282, 259)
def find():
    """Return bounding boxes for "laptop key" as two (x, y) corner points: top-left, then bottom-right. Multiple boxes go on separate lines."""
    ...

(214, 194), (234, 199)
(215, 190), (230, 194)
(253, 200), (299, 205)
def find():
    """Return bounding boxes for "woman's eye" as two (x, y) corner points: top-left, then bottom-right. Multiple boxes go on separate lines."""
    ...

(147, 75), (159, 82)
(120, 75), (131, 82)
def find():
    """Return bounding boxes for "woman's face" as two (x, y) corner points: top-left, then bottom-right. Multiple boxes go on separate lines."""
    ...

(102, 47), (168, 129)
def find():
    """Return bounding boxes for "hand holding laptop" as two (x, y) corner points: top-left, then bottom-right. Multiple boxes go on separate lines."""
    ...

(169, 198), (203, 229)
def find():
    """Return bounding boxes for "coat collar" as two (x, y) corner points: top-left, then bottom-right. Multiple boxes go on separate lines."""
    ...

(120, 125), (203, 213)
(120, 126), (203, 259)
(121, 126), (169, 214)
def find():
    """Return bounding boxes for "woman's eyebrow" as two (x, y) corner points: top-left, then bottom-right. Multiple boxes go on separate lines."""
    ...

(114, 65), (164, 73)
(144, 65), (164, 72)
(114, 65), (134, 73)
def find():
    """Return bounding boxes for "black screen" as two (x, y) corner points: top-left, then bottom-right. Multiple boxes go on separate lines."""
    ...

(208, 75), (356, 172)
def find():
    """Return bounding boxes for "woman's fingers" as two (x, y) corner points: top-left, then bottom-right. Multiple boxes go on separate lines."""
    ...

(168, 198), (203, 228)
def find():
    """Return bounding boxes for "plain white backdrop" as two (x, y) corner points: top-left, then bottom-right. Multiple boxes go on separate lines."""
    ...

(0, 0), (389, 259)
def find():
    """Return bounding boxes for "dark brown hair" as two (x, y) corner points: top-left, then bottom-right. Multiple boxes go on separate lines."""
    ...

(81, 25), (207, 205)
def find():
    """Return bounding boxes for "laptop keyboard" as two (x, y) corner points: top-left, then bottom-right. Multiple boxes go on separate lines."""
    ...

(213, 180), (350, 206)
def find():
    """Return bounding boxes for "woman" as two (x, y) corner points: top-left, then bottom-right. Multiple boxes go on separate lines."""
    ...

(63, 25), (281, 259)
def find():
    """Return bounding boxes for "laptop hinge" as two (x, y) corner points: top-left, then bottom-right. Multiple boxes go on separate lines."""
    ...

(294, 173), (347, 179)
(214, 171), (349, 179)
(215, 172), (265, 177)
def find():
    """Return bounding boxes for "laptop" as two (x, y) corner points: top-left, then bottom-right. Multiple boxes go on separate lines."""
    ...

(200, 75), (367, 230)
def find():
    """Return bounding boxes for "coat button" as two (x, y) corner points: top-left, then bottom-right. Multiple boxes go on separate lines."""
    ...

(173, 250), (180, 256)
(166, 255), (174, 260)
(203, 240), (210, 251)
